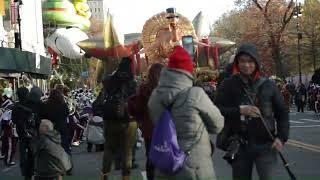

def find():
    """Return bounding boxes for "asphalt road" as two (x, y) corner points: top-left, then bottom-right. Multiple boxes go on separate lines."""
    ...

(1, 110), (320, 180)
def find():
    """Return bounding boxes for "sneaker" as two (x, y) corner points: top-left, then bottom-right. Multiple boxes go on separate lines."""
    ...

(6, 161), (15, 166)
(72, 141), (80, 146)
(136, 142), (142, 148)
(0, 154), (5, 159)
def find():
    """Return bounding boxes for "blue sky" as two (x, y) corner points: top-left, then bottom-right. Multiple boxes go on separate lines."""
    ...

(106, 0), (236, 34)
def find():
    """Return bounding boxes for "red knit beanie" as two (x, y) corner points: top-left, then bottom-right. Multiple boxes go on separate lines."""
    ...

(168, 46), (194, 73)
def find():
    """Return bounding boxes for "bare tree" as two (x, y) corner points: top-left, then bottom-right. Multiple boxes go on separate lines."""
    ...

(249, 0), (295, 77)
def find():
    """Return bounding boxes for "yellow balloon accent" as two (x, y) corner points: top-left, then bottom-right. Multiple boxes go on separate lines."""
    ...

(73, 0), (91, 19)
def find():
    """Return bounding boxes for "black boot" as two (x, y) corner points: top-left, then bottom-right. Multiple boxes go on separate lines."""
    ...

(100, 172), (109, 180)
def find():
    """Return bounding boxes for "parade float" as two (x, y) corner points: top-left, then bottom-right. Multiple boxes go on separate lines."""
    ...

(192, 12), (236, 84)
(42, 0), (91, 60)
(141, 9), (224, 84)
(42, 0), (91, 30)
(141, 9), (196, 64)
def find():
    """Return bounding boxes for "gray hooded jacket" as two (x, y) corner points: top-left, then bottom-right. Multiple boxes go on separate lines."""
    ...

(148, 68), (224, 180)
(32, 130), (72, 177)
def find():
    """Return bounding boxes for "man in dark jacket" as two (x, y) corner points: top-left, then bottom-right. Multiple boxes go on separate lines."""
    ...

(101, 57), (137, 180)
(215, 43), (289, 180)
(11, 87), (34, 180)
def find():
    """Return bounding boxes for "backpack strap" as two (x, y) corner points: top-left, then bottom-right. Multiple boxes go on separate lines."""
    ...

(185, 123), (205, 155)
(241, 77), (267, 105)
(166, 87), (206, 155)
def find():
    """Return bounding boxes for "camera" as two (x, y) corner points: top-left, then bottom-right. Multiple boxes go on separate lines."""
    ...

(222, 135), (243, 163)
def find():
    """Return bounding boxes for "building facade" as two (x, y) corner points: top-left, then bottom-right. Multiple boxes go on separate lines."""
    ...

(87, 0), (108, 21)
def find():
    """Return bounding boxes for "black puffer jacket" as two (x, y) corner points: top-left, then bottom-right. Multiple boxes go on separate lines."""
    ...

(215, 43), (289, 143)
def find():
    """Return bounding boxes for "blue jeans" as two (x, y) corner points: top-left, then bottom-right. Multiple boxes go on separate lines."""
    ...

(231, 143), (277, 180)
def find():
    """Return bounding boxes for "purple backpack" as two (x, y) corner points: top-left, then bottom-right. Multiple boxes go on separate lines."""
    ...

(149, 110), (186, 174)
(149, 88), (205, 175)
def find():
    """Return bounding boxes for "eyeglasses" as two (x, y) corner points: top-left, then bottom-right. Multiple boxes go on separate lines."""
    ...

(166, 16), (179, 19)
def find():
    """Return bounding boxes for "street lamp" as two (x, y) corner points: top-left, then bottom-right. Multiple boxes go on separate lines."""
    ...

(293, 1), (302, 84)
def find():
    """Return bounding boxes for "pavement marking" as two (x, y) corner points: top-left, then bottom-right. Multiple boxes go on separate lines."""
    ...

(288, 139), (320, 149)
(1, 165), (16, 173)
(290, 111), (315, 115)
(141, 171), (147, 180)
(305, 111), (315, 114)
(287, 139), (320, 153)
(290, 120), (305, 124)
(299, 119), (320, 122)
(291, 125), (320, 128)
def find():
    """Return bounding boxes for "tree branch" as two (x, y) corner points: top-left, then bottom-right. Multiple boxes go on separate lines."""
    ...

(278, 0), (295, 42)
(252, 1), (275, 44)
(265, 0), (272, 14)
(283, 0), (295, 25)
(252, 0), (263, 11)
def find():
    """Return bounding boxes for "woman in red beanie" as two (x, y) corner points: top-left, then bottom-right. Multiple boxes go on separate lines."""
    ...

(148, 45), (224, 180)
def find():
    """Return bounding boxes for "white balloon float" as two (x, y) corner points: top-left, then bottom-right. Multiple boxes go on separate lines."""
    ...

(46, 28), (89, 59)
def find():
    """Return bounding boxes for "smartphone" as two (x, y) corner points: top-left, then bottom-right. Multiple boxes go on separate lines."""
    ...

(182, 35), (195, 58)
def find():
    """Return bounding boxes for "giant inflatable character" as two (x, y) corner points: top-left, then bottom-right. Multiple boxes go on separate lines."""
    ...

(42, 0), (91, 30)
(46, 27), (89, 59)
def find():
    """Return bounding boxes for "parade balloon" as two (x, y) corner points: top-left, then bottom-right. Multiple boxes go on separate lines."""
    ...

(46, 28), (89, 59)
(42, 0), (91, 30)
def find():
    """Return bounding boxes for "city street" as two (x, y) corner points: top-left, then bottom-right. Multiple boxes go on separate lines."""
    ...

(1, 110), (320, 180)
(1, 0), (320, 180)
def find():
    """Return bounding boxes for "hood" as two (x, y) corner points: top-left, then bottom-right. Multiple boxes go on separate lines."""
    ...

(155, 68), (193, 105)
(234, 43), (260, 65)
(41, 130), (61, 144)
(159, 68), (193, 90)
(232, 43), (261, 80)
